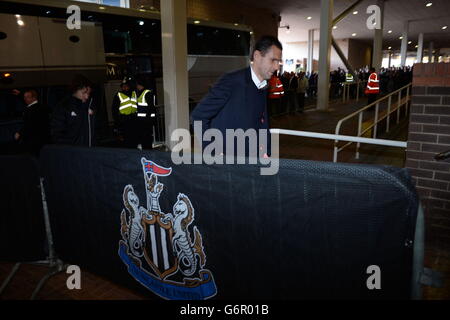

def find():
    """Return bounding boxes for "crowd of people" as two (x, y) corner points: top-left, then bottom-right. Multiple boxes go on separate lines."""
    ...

(8, 74), (157, 157)
(267, 65), (413, 116)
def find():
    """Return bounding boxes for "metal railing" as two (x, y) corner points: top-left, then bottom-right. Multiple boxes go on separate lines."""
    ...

(341, 80), (367, 103)
(333, 82), (412, 162)
(270, 128), (407, 162)
(152, 99), (199, 148)
(152, 104), (166, 148)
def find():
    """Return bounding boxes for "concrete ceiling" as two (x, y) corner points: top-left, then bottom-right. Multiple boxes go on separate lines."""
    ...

(238, 0), (450, 51)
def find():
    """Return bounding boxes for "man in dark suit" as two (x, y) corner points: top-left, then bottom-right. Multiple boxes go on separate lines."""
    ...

(191, 35), (282, 158)
(14, 89), (50, 156)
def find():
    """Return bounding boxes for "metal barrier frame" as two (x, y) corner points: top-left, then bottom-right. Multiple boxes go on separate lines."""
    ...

(270, 128), (407, 163)
(334, 83), (412, 162)
(0, 178), (67, 300)
(342, 80), (367, 103)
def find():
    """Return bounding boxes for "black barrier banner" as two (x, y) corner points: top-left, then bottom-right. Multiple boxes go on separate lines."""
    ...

(40, 145), (418, 299)
(0, 156), (46, 262)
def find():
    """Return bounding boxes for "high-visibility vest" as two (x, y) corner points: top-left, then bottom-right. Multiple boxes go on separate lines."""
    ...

(118, 91), (137, 115)
(346, 73), (354, 82)
(268, 75), (284, 99)
(136, 89), (156, 119)
(365, 72), (379, 94)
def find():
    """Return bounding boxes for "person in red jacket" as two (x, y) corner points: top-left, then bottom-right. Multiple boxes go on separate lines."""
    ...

(365, 67), (379, 108)
(268, 71), (284, 116)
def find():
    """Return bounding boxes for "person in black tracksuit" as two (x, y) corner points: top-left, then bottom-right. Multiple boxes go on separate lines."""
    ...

(51, 75), (95, 147)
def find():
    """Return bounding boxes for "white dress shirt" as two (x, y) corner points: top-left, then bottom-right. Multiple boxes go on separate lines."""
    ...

(250, 66), (267, 89)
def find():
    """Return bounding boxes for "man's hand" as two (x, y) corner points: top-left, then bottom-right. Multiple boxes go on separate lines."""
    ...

(14, 132), (20, 141)
(11, 89), (20, 96)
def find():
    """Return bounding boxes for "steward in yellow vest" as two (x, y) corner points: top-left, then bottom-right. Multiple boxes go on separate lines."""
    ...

(112, 79), (139, 148)
(134, 74), (157, 150)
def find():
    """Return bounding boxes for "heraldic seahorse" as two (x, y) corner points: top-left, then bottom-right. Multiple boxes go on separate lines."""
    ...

(123, 185), (145, 258)
(171, 193), (206, 277)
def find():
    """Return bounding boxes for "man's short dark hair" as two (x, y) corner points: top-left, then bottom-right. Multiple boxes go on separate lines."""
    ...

(70, 74), (92, 93)
(251, 35), (283, 61)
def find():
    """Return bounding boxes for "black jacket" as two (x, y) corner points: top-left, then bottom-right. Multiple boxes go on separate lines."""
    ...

(191, 67), (270, 156)
(51, 95), (95, 147)
(19, 102), (50, 154)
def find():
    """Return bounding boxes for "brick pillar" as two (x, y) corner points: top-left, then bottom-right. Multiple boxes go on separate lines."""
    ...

(406, 63), (450, 248)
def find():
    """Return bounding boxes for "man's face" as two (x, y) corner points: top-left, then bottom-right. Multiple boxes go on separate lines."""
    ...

(253, 45), (282, 81)
(74, 87), (89, 103)
(23, 92), (36, 106)
(122, 84), (130, 92)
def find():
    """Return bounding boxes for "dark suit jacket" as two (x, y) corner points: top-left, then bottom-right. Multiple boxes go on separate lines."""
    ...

(19, 102), (50, 155)
(191, 67), (270, 157)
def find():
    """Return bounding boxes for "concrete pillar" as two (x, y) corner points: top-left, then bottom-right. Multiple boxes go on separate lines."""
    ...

(417, 33), (423, 63)
(317, 0), (333, 111)
(372, 0), (384, 71)
(161, 0), (189, 150)
(400, 21), (409, 67)
(307, 29), (314, 74)
(429, 41), (434, 63)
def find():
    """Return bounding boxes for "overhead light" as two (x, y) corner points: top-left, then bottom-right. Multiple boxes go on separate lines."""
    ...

(399, 36), (403, 39)
(333, 26), (337, 29)
(408, 41), (412, 44)
(194, 20), (200, 24)
(99, 6), (105, 10)
(138, 20), (144, 26)
(15, 14), (20, 18)
(46, 10), (51, 14)
(353, 11), (358, 15)
(250, 31), (253, 35)
(387, 30), (392, 34)
(17, 19), (24, 26)
(415, 45), (419, 48)
(307, 16), (312, 20)
(352, 33), (357, 36)
(443, 26), (448, 30)
(3, 73), (11, 78)
(234, 23), (239, 26)
(388, 46), (392, 50)
(426, 2), (433, 7)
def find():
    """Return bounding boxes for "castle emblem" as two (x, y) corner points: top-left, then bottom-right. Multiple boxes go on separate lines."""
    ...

(118, 158), (217, 300)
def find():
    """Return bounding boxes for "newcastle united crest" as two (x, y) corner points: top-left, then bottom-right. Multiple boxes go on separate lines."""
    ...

(118, 157), (217, 300)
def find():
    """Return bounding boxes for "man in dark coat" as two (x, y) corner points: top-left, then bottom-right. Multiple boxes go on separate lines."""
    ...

(191, 35), (282, 158)
(51, 75), (95, 147)
(14, 89), (50, 156)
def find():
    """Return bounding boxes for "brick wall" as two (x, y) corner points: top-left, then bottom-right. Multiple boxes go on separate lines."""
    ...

(130, 0), (278, 40)
(406, 63), (450, 247)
